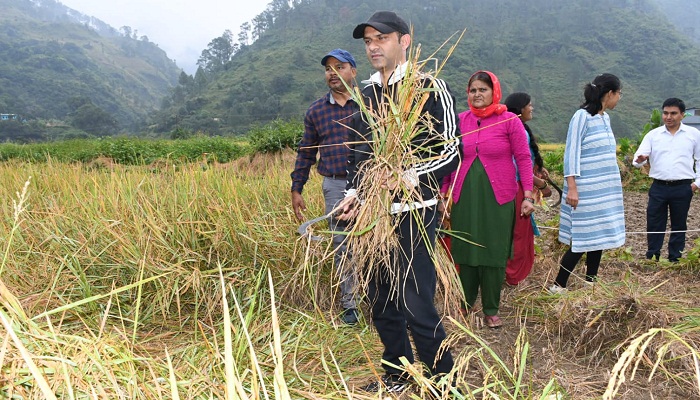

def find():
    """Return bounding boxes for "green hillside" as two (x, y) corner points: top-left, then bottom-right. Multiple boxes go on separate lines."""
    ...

(652, 0), (700, 44)
(153, 0), (700, 142)
(0, 0), (181, 139)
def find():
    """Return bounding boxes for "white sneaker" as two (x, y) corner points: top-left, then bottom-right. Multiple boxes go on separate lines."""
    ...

(548, 284), (567, 295)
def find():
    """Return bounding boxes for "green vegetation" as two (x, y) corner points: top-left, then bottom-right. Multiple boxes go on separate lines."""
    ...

(248, 118), (303, 154)
(0, 136), (247, 165)
(2, 0), (699, 142)
(0, 117), (302, 165)
(0, 0), (181, 138)
(153, 0), (700, 141)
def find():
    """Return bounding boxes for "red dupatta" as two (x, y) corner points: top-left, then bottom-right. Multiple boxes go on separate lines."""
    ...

(467, 70), (507, 118)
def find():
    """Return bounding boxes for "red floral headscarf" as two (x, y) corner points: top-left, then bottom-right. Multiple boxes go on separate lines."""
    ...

(467, 70), (507, 118)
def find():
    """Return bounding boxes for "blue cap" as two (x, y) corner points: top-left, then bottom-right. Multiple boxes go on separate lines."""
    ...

(321, 49), (356, 69)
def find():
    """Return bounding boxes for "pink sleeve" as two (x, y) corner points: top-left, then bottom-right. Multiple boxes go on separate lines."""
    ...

(441, 172), (455, 194)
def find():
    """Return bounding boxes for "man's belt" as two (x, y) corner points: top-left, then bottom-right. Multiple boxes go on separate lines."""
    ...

(653, 179), (693, 186)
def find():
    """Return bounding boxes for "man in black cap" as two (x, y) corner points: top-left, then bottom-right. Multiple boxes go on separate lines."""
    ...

(352, 11), (411, 86)
(338, 11), (459, 394)
(291, 49), (359, 324)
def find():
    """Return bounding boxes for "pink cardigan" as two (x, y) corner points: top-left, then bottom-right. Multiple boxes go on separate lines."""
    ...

(442, 110), (533, 205)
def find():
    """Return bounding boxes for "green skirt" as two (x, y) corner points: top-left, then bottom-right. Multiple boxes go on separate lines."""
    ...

(450, 158), (514, 268)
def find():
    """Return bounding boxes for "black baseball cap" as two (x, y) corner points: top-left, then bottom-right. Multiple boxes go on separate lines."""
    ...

(352, 11), (409, 39)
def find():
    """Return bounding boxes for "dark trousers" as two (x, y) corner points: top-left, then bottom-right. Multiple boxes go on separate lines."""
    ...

(554, 249), (602, 288)
(367, 207), (454, 377)
(459, 265), (505, 316)
(646, 182), (693, 261)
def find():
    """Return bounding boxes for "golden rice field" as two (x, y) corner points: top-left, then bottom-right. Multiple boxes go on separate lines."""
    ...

(537, 143), (563, 152)
(0, 150), (698, 399)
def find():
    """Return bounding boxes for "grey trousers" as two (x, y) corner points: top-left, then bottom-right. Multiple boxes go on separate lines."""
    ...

(322, 177), (357, 309)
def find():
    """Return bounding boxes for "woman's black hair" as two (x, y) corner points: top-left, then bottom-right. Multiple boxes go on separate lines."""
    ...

(581, 73), (621, 116)
(504, 92), (544, 170)
(467, 71), (493, 89)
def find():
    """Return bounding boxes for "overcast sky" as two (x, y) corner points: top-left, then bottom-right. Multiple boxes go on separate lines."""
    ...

(59, 0), (270, 74)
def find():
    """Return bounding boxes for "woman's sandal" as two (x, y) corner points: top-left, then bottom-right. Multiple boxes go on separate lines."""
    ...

(484, 315), (502, 328)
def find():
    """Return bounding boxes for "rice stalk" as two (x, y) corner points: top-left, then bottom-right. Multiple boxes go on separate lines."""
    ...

(0, 177), (30, 277)
(132, 236), (150, 342)
(604, 327), (700, 399)
(164, 347), (181, 400)
(0, 157), (360, 398)
(0, 151), (651, 398)
(267, 269), (291, 399)
(219, 265), (248, 400)
(0, 312), (57, 400)
(0, 178), (36, 345)
(447, 317), (559, 399)
(31, 273), (169, 321)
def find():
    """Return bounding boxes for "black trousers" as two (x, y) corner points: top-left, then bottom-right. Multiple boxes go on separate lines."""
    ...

(646, 182), (693, 261)
(554, 249), (602, 288)
(367, 207), (454, 377)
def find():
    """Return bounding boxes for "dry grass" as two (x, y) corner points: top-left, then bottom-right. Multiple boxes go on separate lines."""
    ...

(539, 144), (564, 152)
(0, 152), (697, 399)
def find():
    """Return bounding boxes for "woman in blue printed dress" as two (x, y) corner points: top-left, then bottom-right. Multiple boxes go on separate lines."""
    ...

(549, 73), (626, 293)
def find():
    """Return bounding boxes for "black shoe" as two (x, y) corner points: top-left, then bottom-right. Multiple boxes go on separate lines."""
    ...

(340, 308), (358, 325)
(360, 374), (410, 393)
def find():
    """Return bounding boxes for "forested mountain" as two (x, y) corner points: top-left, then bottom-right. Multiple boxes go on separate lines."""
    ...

(0, 0), (181, 141)
(154, 0), (700, 142)
(653, 0), (700, 44)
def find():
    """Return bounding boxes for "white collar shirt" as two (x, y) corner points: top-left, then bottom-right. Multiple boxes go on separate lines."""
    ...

(632, 122), (700, 185)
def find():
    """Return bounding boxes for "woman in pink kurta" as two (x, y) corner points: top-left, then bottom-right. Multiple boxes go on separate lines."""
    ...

(441, 71), (534, 328)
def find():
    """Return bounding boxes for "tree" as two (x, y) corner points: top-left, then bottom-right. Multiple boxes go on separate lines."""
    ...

(238, 22), (250, 47)
(178, 71), (194, 89)
(197, 30), (235, 73)
(194, 67), (208, 91)
(67, 96), (91, 113)
(269, 0), (290, 17)
(0, 120), (43, 142)
(70, 101), (119, 136)
(252, 14), (269, 41)
(119, 26), (132, 38)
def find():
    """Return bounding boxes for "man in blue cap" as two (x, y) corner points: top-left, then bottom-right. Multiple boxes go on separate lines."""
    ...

(291, 49), (359, 325)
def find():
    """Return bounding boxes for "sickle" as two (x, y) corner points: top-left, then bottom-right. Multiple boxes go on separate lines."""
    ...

(547, 178), (563, 207)
(297, 213), (332, 241)
(297, 202), (349, 241)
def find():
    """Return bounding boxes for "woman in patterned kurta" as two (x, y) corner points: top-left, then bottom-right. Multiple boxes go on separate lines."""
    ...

(550, 73), (626, 293)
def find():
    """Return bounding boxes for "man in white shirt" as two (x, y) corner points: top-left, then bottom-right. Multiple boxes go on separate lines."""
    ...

(633, 98), (700, 262)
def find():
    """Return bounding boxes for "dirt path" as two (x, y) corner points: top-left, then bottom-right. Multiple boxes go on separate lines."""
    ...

(350, 189), (700, 399)
(451, 190), (700, 399)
